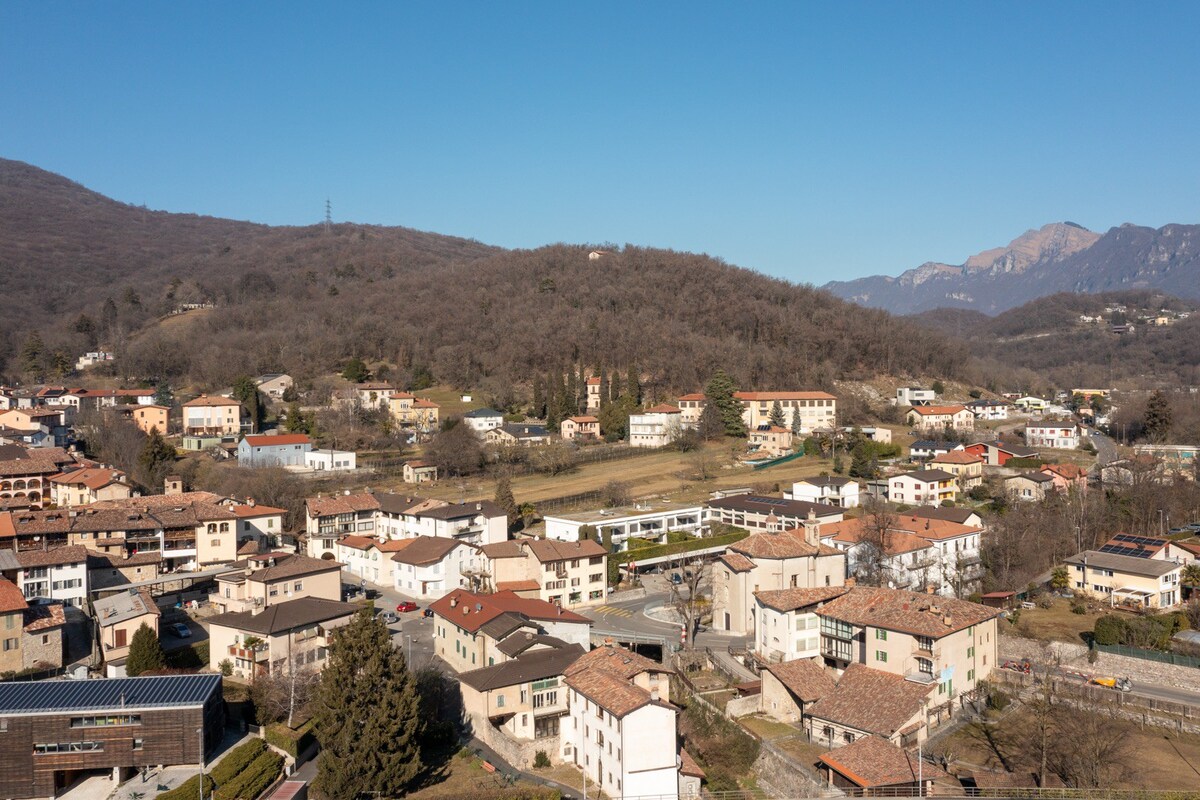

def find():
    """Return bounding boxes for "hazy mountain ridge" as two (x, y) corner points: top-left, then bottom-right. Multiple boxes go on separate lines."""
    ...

(825, 222), (1200, 314)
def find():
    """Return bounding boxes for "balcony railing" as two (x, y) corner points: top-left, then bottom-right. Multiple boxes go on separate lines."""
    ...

(229, 644), (269, 662)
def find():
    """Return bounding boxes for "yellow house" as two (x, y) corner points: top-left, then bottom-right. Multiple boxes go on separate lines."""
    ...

(928, 451), (983, 491)
(1064, 550), (1182, 610)
(887, 469), (958, 505)
(181, 395), (244, 436)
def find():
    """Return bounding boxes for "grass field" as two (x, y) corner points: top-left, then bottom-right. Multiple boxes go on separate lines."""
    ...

(377, 442), (837, 509)
(1001, 597), (1107, 645)
(405, 749), (561, 799)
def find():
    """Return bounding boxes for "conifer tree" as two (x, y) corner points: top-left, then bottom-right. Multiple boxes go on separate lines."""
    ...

(626, 364), (642, 405)
(139, 427), (177, 489)
(566, 370), (579, 415)
(494, 475), (518, 531)
(791, 405), (804, 437)
(705, 369), (746, 437)
(314, 609), (423, 800)
(531, 375), (545, 419)
(20, 332), (44, 378)
(769, 399), (786, 428)
(1144, 390), (1173, 443)
(125, 622), (165, 676)
(597, 366), (607, 410)
(544, 373), (558, 427)
(608, 370), (619, 404)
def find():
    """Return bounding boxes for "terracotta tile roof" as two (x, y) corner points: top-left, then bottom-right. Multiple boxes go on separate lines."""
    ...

(807, 665), (934, 737)
(565, 643), (671, 680)
(389, 535), (470, 566)
(496, 579), (541, 592)
(88, 551), (163, 568)
(242, 434), (311, 447)
(428, 589), (591, 634)
(763, 658), (837, 703)
(376, 538), (415, 553)
(1041, 463), (1086, 480)
(820, 515), (979, 545)
(48, 467), (128, 490)
(245, 552), (342, 583)
(719, 552), (756, 572)
(23, 602), (65, 632)
(91, 491), (226, 509)
(237, 539), (264, 556)
(754, 587), (848, 613)
(818, 587), (999, 638)
(729, 529), (843, 560)
(0, 577), (28, 613)
(480, 541), (526, 559)
(585, 377), (601, 385)
(412, 399), (439, 409)
(228, 503), (287, 518)
(679, 749), (706, 779)
(676, 393), (706, 401)
(734, 391), (837, 401)
(908, 405), (969, 416)
(305, 493), (381, 517)
(182, 395), (241, 407)
(822, 525), (932, 556)
(525, 538), (607, 563)
(929, 451), (983, 465)
(15, 545), (89, 568)
(418, 500), (506, 521)
(818, 735), (949, 788)
(566, 416), (599, 424)
(642, 404), (681, 414)
(336, 535), (378, 551)
(564, 645), (671, 718)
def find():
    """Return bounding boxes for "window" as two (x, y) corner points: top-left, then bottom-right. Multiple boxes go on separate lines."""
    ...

(875, 629), (887, 641)
(875, 650), (887, 663)
(210, 539), (221, 547)
(70, 715), (142, 728)
(967, 646), (974, 658)
(3, 638), (17, 651)
(497, 694), (505, 708)
(34, 742), (104, 754)
(294, 581), (303, 591)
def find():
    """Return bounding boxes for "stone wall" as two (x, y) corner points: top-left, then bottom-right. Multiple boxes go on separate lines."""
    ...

(470, 716), (559, 771)
(752, 739), (832, 799)
(725, 694), (760, 718)
(22, 626), (62, 671)
(1000, 635), (1200, 693)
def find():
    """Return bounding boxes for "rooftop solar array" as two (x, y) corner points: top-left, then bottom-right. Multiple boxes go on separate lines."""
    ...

(0, 674), (221, 715)
(1098, 533), (1169, 559)
(1111, 533), (1168, 547)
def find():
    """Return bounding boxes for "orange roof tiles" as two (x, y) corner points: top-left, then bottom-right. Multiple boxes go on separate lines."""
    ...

(734, 391), (837, 401)
(930, 451), (983, 465)
(763, 658), (837, 703)
(819, 735), (948, 788)
(754, 587), (848, 612)
(243, 434), (311, 447)
(642, 404), (681, 414)
(818, 586), (998, 638)
(0, 577), (28, 613)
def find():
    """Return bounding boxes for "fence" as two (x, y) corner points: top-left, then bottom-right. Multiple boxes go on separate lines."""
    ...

(1094, 642), (1200, 668)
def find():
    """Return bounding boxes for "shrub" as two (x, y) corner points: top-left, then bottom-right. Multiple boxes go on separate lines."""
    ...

(1093, 615), (1125, 646)
(666, 531), (690, 544)
(209, 738), (267, 785)
(264, 721), (315, 760)
(987, 689), (1011, 711)
(533, 750), (551, 769)
(219, 659), (233, 677)
(213, 750), (283, 800)
(156, 775), (215, 800)
(1070, 601), (1088, 615)
(625, 537), (653, 551)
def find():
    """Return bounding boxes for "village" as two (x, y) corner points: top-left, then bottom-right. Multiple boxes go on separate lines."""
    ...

(2, 365), (1200, 800)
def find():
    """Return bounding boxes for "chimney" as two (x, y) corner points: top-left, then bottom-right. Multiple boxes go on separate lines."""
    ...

(844, 577), (856, 588)
(650, 684), (660, 702)
(450, 597), (458, 608)
(248, 497), (256, 507)
(926, 585), (935, 595)
(476, 503), (481, 511)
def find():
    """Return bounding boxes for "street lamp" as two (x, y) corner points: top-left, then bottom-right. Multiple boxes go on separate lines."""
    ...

(196, 727), (205, 800)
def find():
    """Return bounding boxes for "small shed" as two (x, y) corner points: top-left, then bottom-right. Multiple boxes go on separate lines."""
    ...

(980, 591), (1016, 610)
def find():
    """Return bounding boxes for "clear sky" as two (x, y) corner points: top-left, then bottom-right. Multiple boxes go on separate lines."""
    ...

(3, 2), (1199, 283)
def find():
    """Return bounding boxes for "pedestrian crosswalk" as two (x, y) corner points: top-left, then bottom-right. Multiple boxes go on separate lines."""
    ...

(593, 605), (634, 618)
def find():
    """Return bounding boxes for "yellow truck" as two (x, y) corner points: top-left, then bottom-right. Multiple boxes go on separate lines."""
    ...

(1089, 675), (1133, 692)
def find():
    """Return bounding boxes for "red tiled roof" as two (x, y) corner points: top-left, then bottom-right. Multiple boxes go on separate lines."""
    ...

(818, 586), (998, 638)
(730, 529), (843, 560)
(23, 602), (65, 632)
(229, 503), (287, 518)
(428, 589), (590, 633)
(930, 451), (983, 465)
(306, 493), (381, 517)
(566, 416), (599, 424)
(413, 399), (439, 409)
(243, 434), (311, 447)
(677, 393), (706, 401)
(679, 749), (706, 778)
(642, 404), (681, 414)
(807, 665), (934, 737)
(564, 644), (673, 718)
(585, 377), (601, 385)
(734, 391), (836, 401)
(754, 587), (848, 612)
(719, 553), (756, 572)
(763, 658), (837, 703)
(337, 535), (377, 551)
(818, 735), (948, 788)
(525, 538), (607, 563)
(496, 580), (541, 592)
(0, 577), (28, 613)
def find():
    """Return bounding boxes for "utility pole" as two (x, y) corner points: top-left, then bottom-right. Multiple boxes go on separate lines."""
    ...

(197, 727), (205, 800)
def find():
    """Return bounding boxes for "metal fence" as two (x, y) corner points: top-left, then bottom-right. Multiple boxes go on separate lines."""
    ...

(1095, 642), (1200, 668)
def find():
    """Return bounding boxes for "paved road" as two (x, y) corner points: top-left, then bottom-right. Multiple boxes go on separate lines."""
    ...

(1092, 430), (1119, 467)
(340, 571), (438, 670)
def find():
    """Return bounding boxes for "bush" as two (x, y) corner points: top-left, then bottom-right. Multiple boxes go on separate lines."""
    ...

(157, 775), (215, 800)
(987, 689), (1011, 711)
(209, 738), (267, 785)
(213, 749), (283, 800)
(1093, 615), (1124, 646)
(666, 531), (690, 544)
(1006, 457), (1043, 469)
(264, 721), (315, 759)
(533, 750), (551, 769)
(219, 659), (233, 677)
(1070, 601), (1088, 615)
(625, 537), (653, 551)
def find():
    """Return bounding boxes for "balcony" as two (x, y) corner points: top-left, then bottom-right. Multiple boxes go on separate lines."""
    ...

(229, 643), (269, 662)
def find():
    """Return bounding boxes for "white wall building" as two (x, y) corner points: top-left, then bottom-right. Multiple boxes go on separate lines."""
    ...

(305, 449), (357, 471)
(463, 408), (505, 432)
(628, 405), (682, 448)
(1025, 422), (1081, 450)
(391, 536), (483, 599)
(895, 387), (935, 406)
(544, 504), (704, 550)
(10, 546), (89, 608)
(787, 477), (861, 508)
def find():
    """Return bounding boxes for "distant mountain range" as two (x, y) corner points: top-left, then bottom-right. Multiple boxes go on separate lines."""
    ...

(824, 222), (1200, 315)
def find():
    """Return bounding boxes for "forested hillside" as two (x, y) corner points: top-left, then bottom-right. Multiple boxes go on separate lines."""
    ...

(0, 158), (967, 394)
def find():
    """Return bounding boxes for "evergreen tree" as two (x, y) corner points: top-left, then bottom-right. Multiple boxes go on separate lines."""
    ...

(566, 369), (579, 415)
(231, 375), (265, 433)
(791, 405), (804, 437)
(531, 374), (545, 419)
(704, 369), (746, 437)
(101, 297), (119, 332)
(20, 332), (44, 378)
(50, 350), (71, 378)
(494, 476), (519, 531)
(125, 622), (165, 676)
(139, 427), (177, 489)
(849, 442), (872, 478)
(313, 609), (423, 800)
(1144, 390), (1173, 443)
(768, 399), (786, 428)
(697, 401), (724, 441)
(73, 313), (98, 348)
(341, 357), (370, 383)
(153, 382), (173, 407)
(596, 366), (607, 410)
(608, 370), (619, 404)
(626, 364), (642, 405)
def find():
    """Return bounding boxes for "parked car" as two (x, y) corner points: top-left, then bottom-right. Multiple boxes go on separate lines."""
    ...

(422, 608), (434, 618)
(669, 573), (683, 585)
(169, 622), (191, 638)
(379, 610), (399, 624)
(396, 601), (419, 613)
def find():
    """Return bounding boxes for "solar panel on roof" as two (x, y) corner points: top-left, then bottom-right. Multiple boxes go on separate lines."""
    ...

(0, 674), (221, 715)
(1113, 534), (1166, 547)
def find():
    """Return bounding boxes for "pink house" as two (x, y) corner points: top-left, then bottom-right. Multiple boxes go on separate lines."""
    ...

(560, 415), (601, 441)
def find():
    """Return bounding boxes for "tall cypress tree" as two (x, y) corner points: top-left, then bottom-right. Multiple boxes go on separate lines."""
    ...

(608, 370), (619, 404)
(626, 364), (642, 405)
(545, 373), (559, 428)
(314, 609), (422, 800)
(531, 374), (545, 419)
(494, 475), (518, 531)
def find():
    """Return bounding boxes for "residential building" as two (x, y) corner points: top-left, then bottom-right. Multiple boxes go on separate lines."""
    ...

(387, 393), (440, 429)
(1132, 444), (1198, 471)
(0, 408), (69, 446)
(6, 546), (90, 607)
(675, 393), (706, 427)
(122, 404), (171, 436)
(909, 441), (964, 461)
(928, 451), (983, 491)
(758, 657), (837, 723)
(585, 377), (602, 412)
(705, 494), (844, 531)
(805, 664), (936, 748)
(86, 552), (161, 595)
(209, 552), (342, 614)
(1064, 550), (1182, 610)
(887, 470), (958, 506)
(963, 440), (1039, 467)
(911, 504), (984, 529)
(818, 514), (984, 596)
(1013, 396), (1048, 412)
(734, 391), (837, 434)
(786, 477), (861, 508)
(304, 492), (508, 554)
(560, 416), (600, 441)
(628, 404), (682, 448)
(354, 382), (397, 410)
(752, 587), (849, 665)
(905, 405), (974, 433)
(0, 674), (225, 800)
(544, 503), (704, 550)
(563, 644), (679, 800)
(0, 577), (66, 674)
(255, 374), (293, 399)
(391, 536), (484, 599)
(712, 513), (847, 635)
(966, 399), (1010, 421)
(93, 588), (160, 676)
(304, 449), (356, 471)
(75, 351), (114, 370)
(817, 735), (949, 795)
(1039, 463), (1087, 493)
(334, 535), (413, 586)
(748, 425), (793, 456)
(463, 408), (505, 432)
(816, 586), (999, 705)
(47, 467), (133, 507)
(1024, 421), (1081, 450)
(482, 538), (608, 607)
(181, 395), (244, 437)
(401, 460), (438, 483)
(1005, 472), (1055, 502)
(895, 387), (935, 407)
(207, 596), (358, 679)
(486, 424), (553, 447)
(237, 434), (313, 467)
(430, 589), (592, 673)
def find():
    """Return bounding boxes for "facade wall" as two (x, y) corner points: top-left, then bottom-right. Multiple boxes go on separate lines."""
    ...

(759, 668), (805, 723)
(22, 626), (63, 671)
(102, 612), (159, 663)
(714, 553), (846, 635)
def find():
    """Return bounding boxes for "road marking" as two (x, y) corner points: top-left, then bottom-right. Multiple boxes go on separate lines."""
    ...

(594, 605), (633, 617)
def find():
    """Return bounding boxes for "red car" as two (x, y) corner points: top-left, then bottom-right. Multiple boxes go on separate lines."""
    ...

(396, 601), (419, 613)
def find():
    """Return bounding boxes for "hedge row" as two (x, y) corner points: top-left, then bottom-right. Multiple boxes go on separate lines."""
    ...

(614, 530), (748, 564)
(264, 721), (315, 759)
(214, 750), (284, 800)
(156, 774), (215, 800)
(209, 739), (267, 785)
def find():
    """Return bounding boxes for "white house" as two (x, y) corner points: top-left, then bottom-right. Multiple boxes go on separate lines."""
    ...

(905, 405), (974, 433)
(628, 404), (682, 448)
(787, 477), (861, 508)
(966, 399), (1010, 421)
(463, 408), (505, 432)
(1024, 421), (1081, 450)
(909, 441), (964, 461)
(563, 645), (680, 800)
(544, 503), (705, 550)
(1013, 396), (1048, 412)
(237, 434), (313, 467)
(895, 387), (935, 406)
(304, 449), (357, 471)
(391, 536), (484, 599)
(8, 546), (89, 608)
(753, 587), (848, 664)
(887, 469), (958, 506)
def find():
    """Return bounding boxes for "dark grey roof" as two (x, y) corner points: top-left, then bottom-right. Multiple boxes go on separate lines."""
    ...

(498, 424), (549, 438)
(911, 440), (959, 451)
(208, 597), (359, 635)
(1007, 472), (1055, 484)
(496, 632), (568, 658)
(900, 469), (957, 482)
(458, 643), (585, 692)
(801, 476), (853, 488)
(390, 535), (469, 566)
(0, 674), (221, 715)
(464, 408), (503, 418)
(1064, 550), (1181, 578)
(479, 612), (536, 642)
(987, 440), (1039, 457)
(911, 506), (977, 525)
(418, 500), (506, 521)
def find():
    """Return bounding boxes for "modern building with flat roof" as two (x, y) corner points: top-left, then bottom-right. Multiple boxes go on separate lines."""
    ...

(0, 674), (224, 799)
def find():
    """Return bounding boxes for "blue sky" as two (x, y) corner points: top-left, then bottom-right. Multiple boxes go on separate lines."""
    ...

(3, 2), (1199, 283)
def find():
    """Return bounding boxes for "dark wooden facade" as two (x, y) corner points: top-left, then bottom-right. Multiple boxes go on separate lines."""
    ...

(0, 691), (223, 799)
